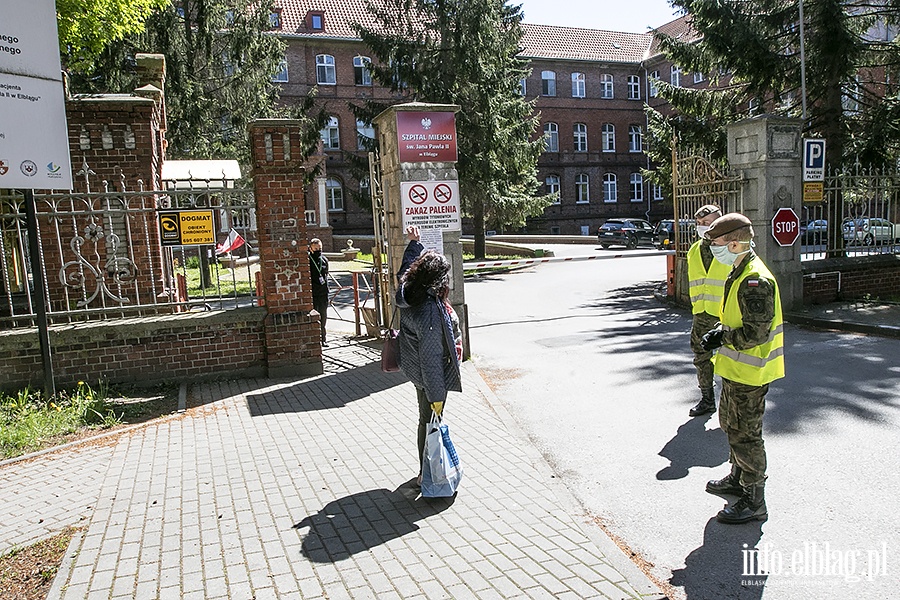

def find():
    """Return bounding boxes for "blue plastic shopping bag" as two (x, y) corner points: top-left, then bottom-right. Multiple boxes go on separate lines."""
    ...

(421, 412), (463, 498)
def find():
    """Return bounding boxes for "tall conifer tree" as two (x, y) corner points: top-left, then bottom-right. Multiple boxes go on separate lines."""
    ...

(647, 0), (900, 174)
(354, 0), (551, 257)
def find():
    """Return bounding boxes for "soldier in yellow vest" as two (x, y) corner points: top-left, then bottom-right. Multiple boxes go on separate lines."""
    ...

(700, 213), (784, 524)
(686, 204), (729, 416)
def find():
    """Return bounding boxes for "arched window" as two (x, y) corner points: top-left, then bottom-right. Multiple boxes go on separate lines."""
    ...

(316, 54), (336, 84)
(576, 173), (590, 203)
(628, 75), (641, 99)
(628, 125), (642, 153)
(543, 122), (559, 153)
(601, 123), (615, 152)
(326, 177), (344, 211)
(542, 71), (556, 96)
(571, 72), (585, 98)
(356, 119), (374, 150)
(546, 174), (561, 203)
(353, 56), (372, 86)
(603, 173), (617, 203)
(574, 123), (588, 152)
(320, 116), (339, 150)
(630, 173), (644, 202)
(600, 73), (614, 98)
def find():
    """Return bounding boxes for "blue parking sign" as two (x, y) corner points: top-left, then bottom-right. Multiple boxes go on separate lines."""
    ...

(803, 138), (826, 181)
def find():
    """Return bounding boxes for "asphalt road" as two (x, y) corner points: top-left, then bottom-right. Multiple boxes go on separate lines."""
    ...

(465, 253), (900, 600)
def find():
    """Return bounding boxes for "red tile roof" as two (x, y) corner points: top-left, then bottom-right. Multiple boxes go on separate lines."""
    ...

(273, 0), (689, 61)
(520, 23), (653, 63)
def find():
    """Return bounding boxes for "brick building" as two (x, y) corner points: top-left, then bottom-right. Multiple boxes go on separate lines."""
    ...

(270, 0), (695, 239)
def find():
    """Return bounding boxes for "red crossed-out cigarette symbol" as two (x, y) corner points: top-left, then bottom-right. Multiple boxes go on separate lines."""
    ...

(409, 184), (428, 204)
(434, 184), (453, 203)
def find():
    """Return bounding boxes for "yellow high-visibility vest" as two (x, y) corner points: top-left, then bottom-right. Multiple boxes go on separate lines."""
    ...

(687, 239), (730, 317)
(714, 255), (785, 386)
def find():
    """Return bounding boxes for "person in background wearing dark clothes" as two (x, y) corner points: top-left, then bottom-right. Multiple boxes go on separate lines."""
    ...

(395, 225), (462, 485)
(309, 238), (329, 346)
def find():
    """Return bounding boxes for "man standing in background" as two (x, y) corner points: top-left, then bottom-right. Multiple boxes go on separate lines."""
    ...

(686, 204), (729, 416)
(309, 238), (329, 346)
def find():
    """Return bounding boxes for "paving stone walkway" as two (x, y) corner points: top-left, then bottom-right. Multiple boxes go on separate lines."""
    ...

(3, 335), (662, 599)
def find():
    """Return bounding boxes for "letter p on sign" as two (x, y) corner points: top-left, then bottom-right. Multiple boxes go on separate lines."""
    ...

(803, 138), (826, 181)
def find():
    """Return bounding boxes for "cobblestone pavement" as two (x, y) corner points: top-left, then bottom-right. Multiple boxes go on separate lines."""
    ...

(2, 334), (663, 599)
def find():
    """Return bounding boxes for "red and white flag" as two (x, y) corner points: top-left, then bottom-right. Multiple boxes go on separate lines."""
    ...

(216, 228), (245, 255)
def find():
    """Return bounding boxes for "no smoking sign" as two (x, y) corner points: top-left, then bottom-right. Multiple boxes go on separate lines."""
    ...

(400, 180), (461, 231)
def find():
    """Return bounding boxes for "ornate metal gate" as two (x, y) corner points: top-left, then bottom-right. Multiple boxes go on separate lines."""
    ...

(671, 145), (743, 302)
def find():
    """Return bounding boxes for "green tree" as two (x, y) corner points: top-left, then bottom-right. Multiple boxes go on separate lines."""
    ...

(57, 0), (166, 71)
(651, 0), (900, 170)
(354, 0), (552, 257)
(68, 0), (324, 165)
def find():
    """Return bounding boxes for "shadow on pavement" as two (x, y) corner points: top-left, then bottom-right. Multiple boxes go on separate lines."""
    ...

(293, 479), (455, 563)
(657, 414), (729, 480)
(670, 518), (767, 600)
(245, 342), (407, 416)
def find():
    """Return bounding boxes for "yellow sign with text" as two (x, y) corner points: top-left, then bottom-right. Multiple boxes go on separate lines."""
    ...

(158, 210), (216, 246)
(803, 182), (824, 203)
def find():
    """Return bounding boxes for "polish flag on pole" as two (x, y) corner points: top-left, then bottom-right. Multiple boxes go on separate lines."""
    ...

(216, 228), (246, 255)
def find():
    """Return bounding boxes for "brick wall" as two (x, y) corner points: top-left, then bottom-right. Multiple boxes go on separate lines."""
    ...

(802, 255), (900, 303)
(0, 309), (267, 392)
(250, 120), (324, 377)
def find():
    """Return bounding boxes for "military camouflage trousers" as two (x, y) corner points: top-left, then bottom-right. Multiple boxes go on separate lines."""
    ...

(719, 378), (768, 487)
(690, 312), (720, 390)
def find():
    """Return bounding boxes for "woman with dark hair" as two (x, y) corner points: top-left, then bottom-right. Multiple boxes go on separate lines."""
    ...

(395, 226), (462, 484)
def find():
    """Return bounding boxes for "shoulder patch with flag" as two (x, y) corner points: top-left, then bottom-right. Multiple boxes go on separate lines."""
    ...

(216, 228), (245, 255)
(747, 279), (759, 287)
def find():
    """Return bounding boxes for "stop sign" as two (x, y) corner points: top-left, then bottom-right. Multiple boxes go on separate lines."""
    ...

(771, 208), (800, 246)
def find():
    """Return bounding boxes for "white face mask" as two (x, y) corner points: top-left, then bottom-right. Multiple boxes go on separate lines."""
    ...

(710, 242), (752, 265)
(696, 225), (710, 238)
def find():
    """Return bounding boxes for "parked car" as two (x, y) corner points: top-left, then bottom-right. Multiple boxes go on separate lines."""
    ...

(801, 219), (828, 243)
(653, 219), (695, 250)
(841, 217), (900, 245)
(597, 218), (656, 249)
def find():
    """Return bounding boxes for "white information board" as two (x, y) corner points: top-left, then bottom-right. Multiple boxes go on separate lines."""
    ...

(0, 0), (73, 189)
(400, 180), (461, 231)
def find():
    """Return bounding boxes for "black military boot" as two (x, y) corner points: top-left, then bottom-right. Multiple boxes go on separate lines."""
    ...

(706, 464), (743, 495)
(689, 387), (716, 416)
(717, 481), (767, 524)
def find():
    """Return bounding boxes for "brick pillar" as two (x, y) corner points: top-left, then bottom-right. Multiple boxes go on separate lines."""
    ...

(250, 120), (323, 377)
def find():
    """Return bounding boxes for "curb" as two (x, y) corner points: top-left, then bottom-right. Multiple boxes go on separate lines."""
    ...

(784, 313), (900, 339)
(0, 383), (189, 469)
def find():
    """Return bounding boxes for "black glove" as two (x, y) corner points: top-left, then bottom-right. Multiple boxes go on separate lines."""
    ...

(701, 325), (725, 351)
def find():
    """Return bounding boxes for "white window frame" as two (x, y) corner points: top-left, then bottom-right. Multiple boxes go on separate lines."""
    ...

(356, 119), (374, 150)
(630, 173), (644, 202)
(628, 125), (642, 153)
(542, 71), (556, 96)
(649, 70), (659, 97)
(576, 173), (590, 204)
(603, 173), (617, 203)
(271, 59), (288, 83)
(519, 78), (527, 96)
(316, 54), (336, 85)
(326, 177), (344, 211)
(574, 123), (588, 152)
(543, 122), (559, 153)
(546, 175), (561, 203)
(353, 56), (372, 86)
(653, 184), (664, 201)
(571, 72), (586, 98)
(321, 116), (339, 150)
(627, 75), (641, 100)
(600, 73), (614, 98)
(671, 65), (682, 88)
(693, 71), (704, 84)
(601, 123), (615, 152)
